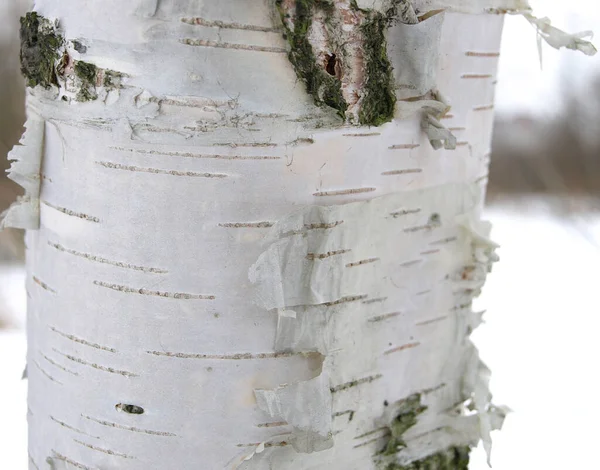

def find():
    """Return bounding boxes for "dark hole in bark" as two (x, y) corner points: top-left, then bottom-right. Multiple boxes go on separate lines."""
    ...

(325, 53), (337, 77)
(116, 403), (144, 414)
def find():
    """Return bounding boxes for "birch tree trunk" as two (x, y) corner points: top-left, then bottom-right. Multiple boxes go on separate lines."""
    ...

(6, 0), (552, 469)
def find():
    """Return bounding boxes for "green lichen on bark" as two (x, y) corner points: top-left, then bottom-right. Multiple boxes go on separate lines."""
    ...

(358, 11), (396, 126)
(74, 61), (97, 84)
(277, 0), (347, 120)
(377, 393), (471, 469)
(385, 446), (471, 470)
(19, 12), (64, 88)
(352, 0), (417, 126)
(103, 70), (125, 88)
(382, 393), (427, 456)
(73, 63), (125, 101)
(277, 0), (401, 127)
(74, 61), (98, 101)
(18, 14), (122, 102)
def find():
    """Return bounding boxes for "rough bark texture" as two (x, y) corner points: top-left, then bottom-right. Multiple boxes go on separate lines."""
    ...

(13, 0), (515, 469)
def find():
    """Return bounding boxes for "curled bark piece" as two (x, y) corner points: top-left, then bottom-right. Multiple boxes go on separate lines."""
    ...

(254, 370), (333, 453)
(1, 115), (44, 229)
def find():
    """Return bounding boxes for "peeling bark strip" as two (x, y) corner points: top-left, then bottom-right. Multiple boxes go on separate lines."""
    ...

(276, 0), (406, 125)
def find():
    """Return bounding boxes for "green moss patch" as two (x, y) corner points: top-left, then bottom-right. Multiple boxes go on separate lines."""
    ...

(382, 393), (427, 456)
(19, 12), (63, 88)
(356, 0), (418, 126)
(277, 0), (347, 120)
(277, 0), (402, 127)
(18, 14), (124, 102)
(74, 60), (97, 84)
(358, 11), (396, 127)
(377, 393), (471, 469)
(74, 60), (98, 101)
(103, 69), (125, 88)
(385, 446), (470, 470)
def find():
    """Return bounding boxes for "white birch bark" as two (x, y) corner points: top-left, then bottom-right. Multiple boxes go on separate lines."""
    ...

(7, 0), (588, 469)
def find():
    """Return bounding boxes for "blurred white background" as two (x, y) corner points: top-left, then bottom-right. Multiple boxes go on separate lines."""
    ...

(496, 0), (600, 117)
(474, 2), (600, 467)
(1, 1), (600, 469)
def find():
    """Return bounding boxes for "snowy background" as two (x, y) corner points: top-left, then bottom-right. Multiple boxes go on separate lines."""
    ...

(2, 1), (600, 468)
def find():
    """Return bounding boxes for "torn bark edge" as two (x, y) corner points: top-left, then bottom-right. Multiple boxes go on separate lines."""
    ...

(457, 215), (500, 272)
(458, 215), (504, 467)
(378, 215), (503, 469)
(254, 365), (334, 454)
(490, 7), (597, 58)
(522, 13), (597, 67)
(459, 349), (509, 467)
(230, 442), (267, 469)
(398, 90), (456, 150)
(1, 115), (44, 230)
